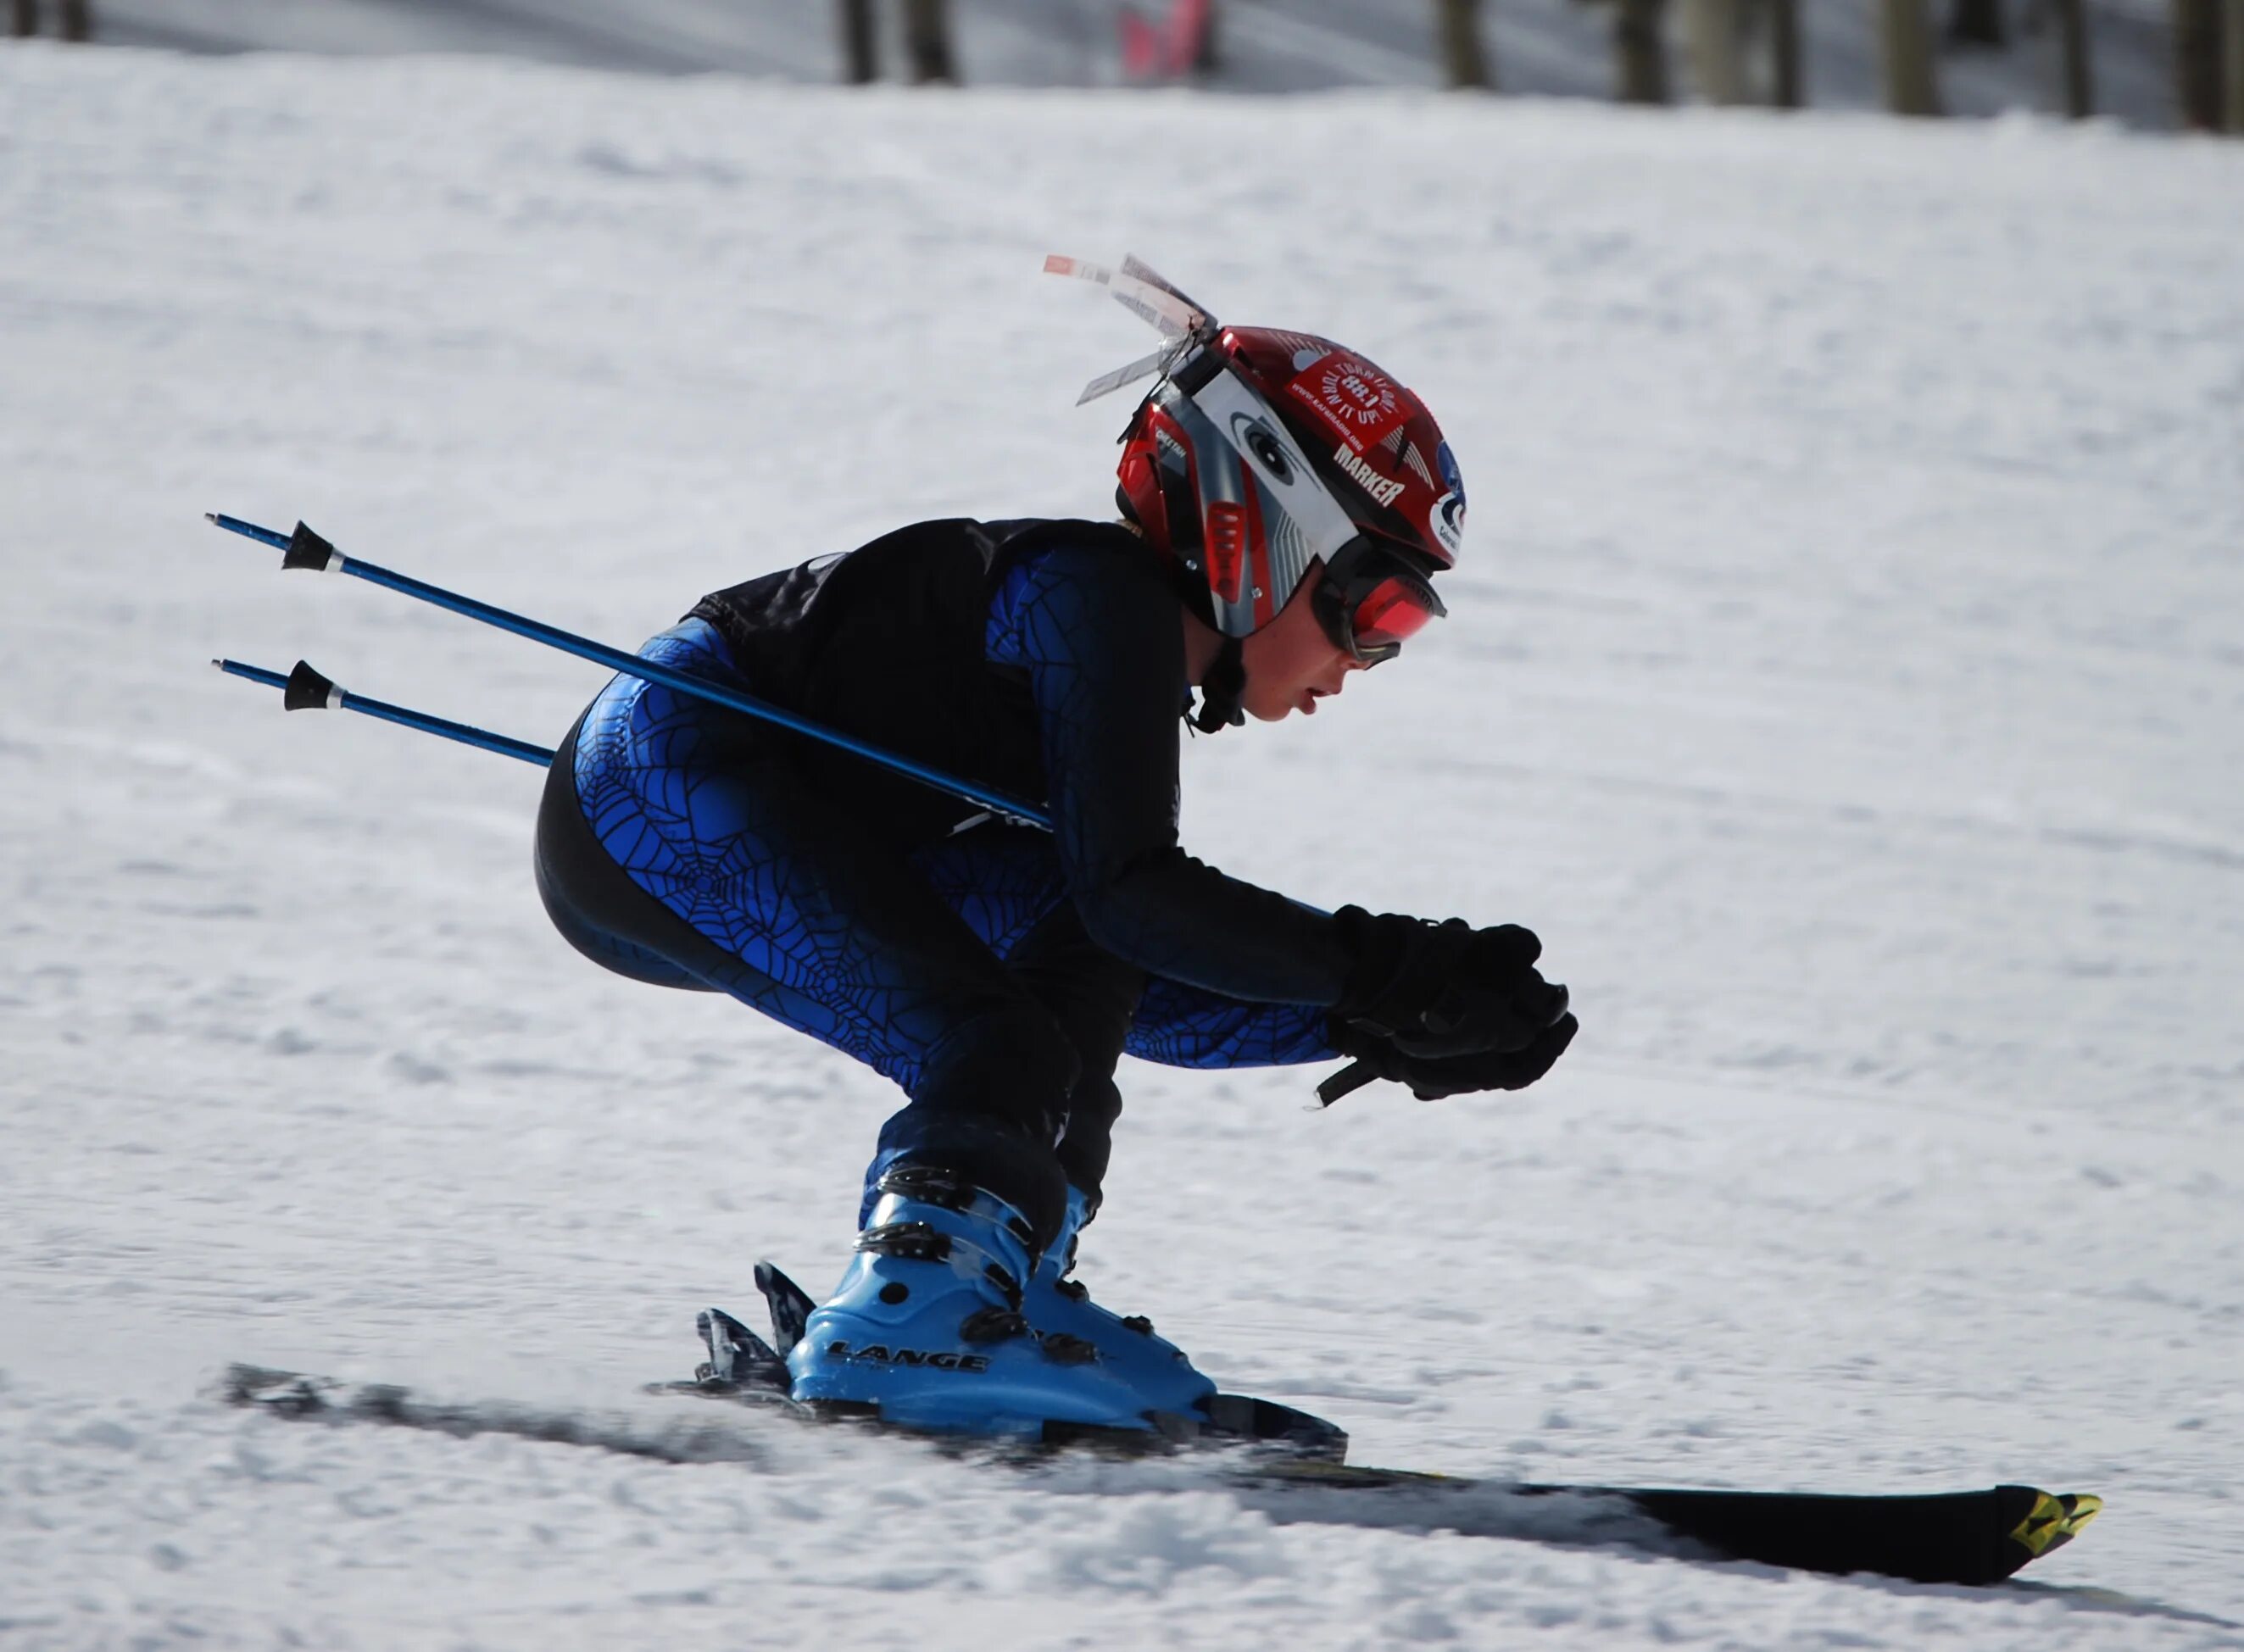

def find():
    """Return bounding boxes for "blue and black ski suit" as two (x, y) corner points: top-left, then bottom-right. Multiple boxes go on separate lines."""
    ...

(534, 518), (1358, 1247)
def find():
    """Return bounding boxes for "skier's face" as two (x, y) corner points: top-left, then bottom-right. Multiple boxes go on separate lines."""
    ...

(1239, 561), (1365, 722)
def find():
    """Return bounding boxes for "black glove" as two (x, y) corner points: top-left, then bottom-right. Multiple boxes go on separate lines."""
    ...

(1331, 906), (1571, 1060)
(1321, 1012), (1579, 1104)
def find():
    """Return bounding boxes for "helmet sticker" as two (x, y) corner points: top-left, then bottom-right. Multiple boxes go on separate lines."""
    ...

(1233, 414), (1296, 485)
(1189, 369), (1360, 567)
(1430, 492), (1465, 558)
(1285, 354), (1406, 452)
(1430, 441), (1467, 558)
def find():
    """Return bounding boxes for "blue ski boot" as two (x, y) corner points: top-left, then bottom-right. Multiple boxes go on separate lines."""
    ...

(1023, 1187), (1217, 1421)
(786, 1165), (1158, 1440)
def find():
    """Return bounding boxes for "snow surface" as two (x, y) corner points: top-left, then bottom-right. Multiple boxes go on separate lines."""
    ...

(3, 40), (2242, 1651)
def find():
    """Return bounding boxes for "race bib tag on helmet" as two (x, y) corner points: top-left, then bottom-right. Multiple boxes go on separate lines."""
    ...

(1284, 353), (1406, 453)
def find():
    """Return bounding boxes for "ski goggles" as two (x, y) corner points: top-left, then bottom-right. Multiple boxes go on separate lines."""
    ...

(1311, 537), (1446, 665)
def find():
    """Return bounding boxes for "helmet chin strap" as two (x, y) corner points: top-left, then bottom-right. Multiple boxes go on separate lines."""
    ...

(1190, 636), (1247, 734)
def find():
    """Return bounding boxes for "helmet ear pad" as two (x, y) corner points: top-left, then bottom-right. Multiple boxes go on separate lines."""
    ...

(1119, 403), (1219, 629)
(1117, 431), (1166, 550)
(1121, 408), (1205, 550)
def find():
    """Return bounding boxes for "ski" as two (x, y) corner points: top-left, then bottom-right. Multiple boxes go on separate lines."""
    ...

(216, 1360), (2098, 1588)
(1222, 1459), (2101, 1586)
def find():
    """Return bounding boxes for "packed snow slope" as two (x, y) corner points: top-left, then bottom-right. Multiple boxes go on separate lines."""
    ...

(3, 42), (2242, 1652)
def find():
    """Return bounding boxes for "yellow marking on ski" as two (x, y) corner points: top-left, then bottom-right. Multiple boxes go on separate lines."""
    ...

(2007, 1490), (2103, 1558)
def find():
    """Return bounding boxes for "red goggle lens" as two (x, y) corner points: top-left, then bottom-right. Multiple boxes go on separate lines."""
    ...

(1350, 576), (1440, 649)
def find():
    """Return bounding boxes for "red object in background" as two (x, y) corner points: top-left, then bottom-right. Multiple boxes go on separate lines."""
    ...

(1121, 0), (1211, 81)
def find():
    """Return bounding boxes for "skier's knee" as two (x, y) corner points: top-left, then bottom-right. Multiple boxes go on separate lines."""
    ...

(916, 1004), (1081, 1143)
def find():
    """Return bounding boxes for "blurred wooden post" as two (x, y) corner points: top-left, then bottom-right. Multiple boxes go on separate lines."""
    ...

(1194, 0), (1221, 72)
(836, 0), (878, 84)
(2052, 0), (2094, 118)
(2172, 0), (2222, 128)
(2226, 0), (2244, 131)
(903, 0), (955, 85)
(1946, 0), (2004, 47)
(1615, 0), (1670, 103)
(1436, 0), (1493, 89)
(1682, 0), (1746, 103)
(1769, 0), (1803, 107)
(60, 0), (85, 39)
(10, 0), (35, 38)
(1877, 0), (1943, 114)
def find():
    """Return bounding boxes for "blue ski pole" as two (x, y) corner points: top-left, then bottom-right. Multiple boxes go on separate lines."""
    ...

(212, 658), (555, 768)
(204, 514), (1052, 832)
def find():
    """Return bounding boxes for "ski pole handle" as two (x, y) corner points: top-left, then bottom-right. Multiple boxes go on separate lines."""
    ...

(1315, 1058), (1380, 1107)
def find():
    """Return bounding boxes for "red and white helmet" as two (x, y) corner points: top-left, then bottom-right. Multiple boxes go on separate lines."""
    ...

(1050, 255), (1464, 663)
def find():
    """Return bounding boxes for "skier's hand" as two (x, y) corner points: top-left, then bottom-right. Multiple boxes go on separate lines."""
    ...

(1323, 1013), (1579, 1103)
(1332, 907), (1571, 1060)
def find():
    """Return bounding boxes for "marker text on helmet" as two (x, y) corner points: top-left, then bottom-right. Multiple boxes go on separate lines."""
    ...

(1332, 442), (1406, 509)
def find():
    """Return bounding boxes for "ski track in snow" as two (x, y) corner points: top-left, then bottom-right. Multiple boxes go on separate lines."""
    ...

(2, 41), (2241, 1651)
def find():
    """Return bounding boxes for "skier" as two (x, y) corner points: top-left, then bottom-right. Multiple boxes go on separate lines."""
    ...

(532, 265), (1579, 1438)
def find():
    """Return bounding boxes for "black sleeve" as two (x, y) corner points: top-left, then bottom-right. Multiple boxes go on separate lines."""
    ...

(989, 543), (1354, 1005)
